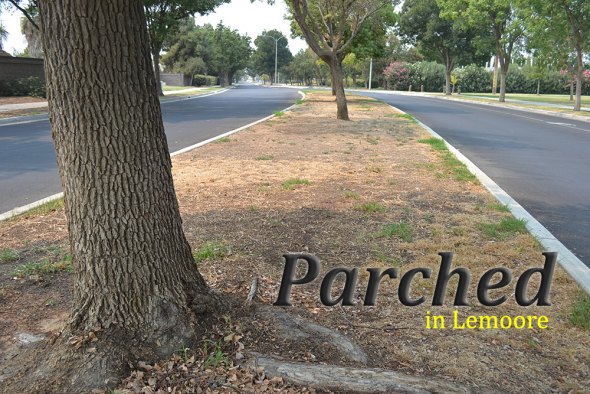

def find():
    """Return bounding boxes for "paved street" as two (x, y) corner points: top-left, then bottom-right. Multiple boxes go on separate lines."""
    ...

(363, 92), (590, 267)
(0, 85), (300, 213)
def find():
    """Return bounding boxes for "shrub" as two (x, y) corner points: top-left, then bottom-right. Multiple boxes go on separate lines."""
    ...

(192, 74), (217, 86)
(0, 76), (46, 98)
(383, 61), (411, 91)
(456, 65), (491, 93)
(409, 61), (446, 92)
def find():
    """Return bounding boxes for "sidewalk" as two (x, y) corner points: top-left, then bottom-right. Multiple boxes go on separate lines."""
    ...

(463, 94), (589, 112)
(0, 101), (48, 113)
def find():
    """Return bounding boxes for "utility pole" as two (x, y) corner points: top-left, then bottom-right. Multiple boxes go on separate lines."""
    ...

(368, 58), (373, 90)
(261, 34), (287, 85)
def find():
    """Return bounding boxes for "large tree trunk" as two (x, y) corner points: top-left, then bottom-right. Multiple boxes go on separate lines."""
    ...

(153, 48), (163, 96)
(11, 0), (220, 391)
(220, 71), (230, 87)
(329, 56), (349, 120)
(444, 68), (451, 96)
(498, 59), (508, 103)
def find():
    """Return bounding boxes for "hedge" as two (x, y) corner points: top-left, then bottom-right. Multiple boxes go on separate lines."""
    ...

(0, 76), (46, 98)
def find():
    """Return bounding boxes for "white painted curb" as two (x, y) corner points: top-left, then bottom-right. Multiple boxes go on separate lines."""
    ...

(0, 90), (305, 221)
(389, 105), (590, 296)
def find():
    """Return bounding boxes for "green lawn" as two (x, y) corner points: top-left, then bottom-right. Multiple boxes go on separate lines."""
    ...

(162, 85), (196, 92)
(461, 93), (590, 106)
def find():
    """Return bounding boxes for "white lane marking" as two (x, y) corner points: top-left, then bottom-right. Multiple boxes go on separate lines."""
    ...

(0, 90), (305, 221)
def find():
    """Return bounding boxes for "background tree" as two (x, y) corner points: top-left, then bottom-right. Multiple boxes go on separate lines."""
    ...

(438, 0), (525, 102)
(3, 0), (221, 391)
(144, 0), (227, 95)
(21, 12), (43, 57)
(519, 0), (589, 111)
(251, 29), (292, 84)
(0, 22), (7, 51)
(286, 0), (398, 120)
(399, 0), (490, 95)
(208, 22), (251, 86)
(161, 19), (214, 78)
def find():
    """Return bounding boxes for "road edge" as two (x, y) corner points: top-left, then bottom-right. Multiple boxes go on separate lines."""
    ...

(389, 105), (590, 296)
(0, 90), (306, 222)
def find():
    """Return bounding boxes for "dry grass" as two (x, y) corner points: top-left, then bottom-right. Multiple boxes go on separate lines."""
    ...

(0, 92), (589, 392)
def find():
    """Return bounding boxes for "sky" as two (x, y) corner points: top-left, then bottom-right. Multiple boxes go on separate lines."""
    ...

(0, 0), (307, 55)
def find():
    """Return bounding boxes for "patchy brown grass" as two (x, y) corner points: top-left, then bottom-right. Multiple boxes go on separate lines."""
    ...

(0, 92), (589, 392)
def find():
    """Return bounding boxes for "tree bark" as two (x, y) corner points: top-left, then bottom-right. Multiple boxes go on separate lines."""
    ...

(27, 0), (220, 390)
(444, 68), (451, 96)
(499, 69), (507, 102)
(574, 50), (583, 111)
(570, 80), (574, 101)
(537, 79), (541, 95)
(220, 72), (230, 87)
(152, 48), (164, 96)
(329, 56), (349, 120)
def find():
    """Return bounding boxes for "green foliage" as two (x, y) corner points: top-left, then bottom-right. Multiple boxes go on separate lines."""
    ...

(202, 339), (231, 368)
(251, 30), (292, 80)
(418, 138), (446, 150)
(282, 178), (311, 190)
(356, 202), (387, 213)
(479, 217), (527, 240)
(0, 248), (20, 263)
(13, 255), (73, 278)
(162, 21), (250, 86)
(0, 76), (46, 98)
(409, 62), (446, 92)
(213, 137), (231, 143)
(378, 222), (413, 242)
(193, 241), (227, 263)
(455, 65), (491, 93)
(570, 293), (590, 330)
(192, 74), (217, 86)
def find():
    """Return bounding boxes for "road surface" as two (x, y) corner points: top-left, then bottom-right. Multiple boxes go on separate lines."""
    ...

(0, 85), (300, 213)
(363, 92), (590, 267)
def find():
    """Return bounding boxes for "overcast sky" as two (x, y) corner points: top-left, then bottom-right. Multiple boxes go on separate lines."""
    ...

(0, 0), (307, 55)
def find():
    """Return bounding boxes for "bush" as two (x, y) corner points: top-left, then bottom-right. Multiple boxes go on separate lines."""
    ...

(0, 76), (46, 98)
(456, 65), (491, 93)
(409, 61), (446, 92)
(192, 74), (217, 86)
(383, 61), (411, 90)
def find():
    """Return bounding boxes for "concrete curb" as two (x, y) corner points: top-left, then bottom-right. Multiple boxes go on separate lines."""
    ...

(388, 105), (590, 296)
(0, 90), (306, 221)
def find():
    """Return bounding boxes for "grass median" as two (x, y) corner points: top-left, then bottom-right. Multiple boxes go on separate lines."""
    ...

(0, 92), (588, 392)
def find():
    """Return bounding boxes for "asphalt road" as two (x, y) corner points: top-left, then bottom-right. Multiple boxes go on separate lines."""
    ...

(0, 85), (300, 213)
(363, 92), (590, 267)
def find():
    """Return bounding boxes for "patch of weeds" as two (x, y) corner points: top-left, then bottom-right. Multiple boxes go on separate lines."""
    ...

(344, 191), (360, 200)
(418, 138), (447, 151)
(295, 99), (304, 105)
(479, 217), (527, 240)
(193, 241), (227, 264)
(248, 205), (259, 212)
(0, 248), (20, 263)
(14, 198), (64, 219)
(274, 111), (285, 117)
(378, 222), (413, 242)
(487, 202), (510, 212)
(202, 339), (231, 368)
(213, 137), (231, 143)
(419, 138), (477, 183)
(366, 136), (380, 145)
(282, 178), (311, 190)
(394, 113), (416, 122)
(356, 202), (387, 213)
(255, 155), (274, 161)
(570, 293), (590, 330)
(13, 255), (73, 277)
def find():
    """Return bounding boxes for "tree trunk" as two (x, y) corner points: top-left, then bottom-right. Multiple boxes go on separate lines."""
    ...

(537, 79), (541, 95)
(492, 56), (499, 95)
(20, 0), (220, 390)
(329, 56), (349, 120)
(444, 68), (451, 96)
(570, 80), (574, 101)
(574, 51), (583, 111)
(153, 48), (163, 96)
(499, 66), (507, 103)
(220, 72), (230, 87)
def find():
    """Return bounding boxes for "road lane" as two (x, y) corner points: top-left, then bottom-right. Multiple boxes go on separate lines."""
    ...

(363, 92), (590, 266)
(0, 85), (300, 213)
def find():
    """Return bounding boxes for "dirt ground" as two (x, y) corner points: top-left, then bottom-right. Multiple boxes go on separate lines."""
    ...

(0, 92), (589, 393)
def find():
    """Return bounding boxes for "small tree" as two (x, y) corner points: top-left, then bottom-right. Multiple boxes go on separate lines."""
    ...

(286, 0), (397, 120)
